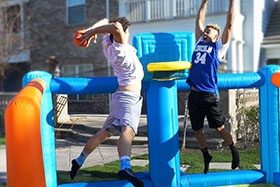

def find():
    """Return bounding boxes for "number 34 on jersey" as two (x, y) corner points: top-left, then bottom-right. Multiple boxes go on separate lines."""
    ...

(193, 45), (213, 65)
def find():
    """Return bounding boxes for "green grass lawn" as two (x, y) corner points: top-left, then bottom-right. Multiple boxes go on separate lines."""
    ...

(0, 136), (5, 145)
(57, 148), (261, 185)
(180, 148), (260, 173)
(1, 148), (276, 187)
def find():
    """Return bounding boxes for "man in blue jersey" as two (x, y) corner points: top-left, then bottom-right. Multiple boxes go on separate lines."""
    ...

(187, 0), (239, 174)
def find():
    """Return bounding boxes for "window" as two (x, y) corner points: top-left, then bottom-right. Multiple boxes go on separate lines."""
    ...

(1, 4), (24, 56)
(2, 5), (21, 33)
(62, 64), (93, 77)
(67, 0), (86, 26)
(267, 59), (280, 65)
(62, 64), (93, 100)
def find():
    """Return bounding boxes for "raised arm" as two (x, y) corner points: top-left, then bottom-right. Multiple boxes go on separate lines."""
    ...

(221, 0), (235, 44)
(80, 20), (128, 46)
(83, 18), (108, 44)
(195, 0), (208, 42)
(85, 18), (109, 31)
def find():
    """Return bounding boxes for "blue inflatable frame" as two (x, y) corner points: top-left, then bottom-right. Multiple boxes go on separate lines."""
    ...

(21, 32), (280, 187)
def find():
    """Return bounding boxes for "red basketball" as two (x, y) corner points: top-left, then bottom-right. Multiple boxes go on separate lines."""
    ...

(271, 72), (280, 87)
(73, 29), (88, 47)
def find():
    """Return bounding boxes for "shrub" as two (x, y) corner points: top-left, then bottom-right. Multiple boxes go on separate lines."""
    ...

(236, 103), (259, 149)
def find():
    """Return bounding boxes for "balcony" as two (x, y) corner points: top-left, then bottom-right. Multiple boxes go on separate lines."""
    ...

(119, 0), (237, 23)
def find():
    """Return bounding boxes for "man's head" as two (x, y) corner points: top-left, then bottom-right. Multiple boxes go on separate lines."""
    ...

(109, 17), (131, 32)
(109, 17), (131, 42)
(202, 24), (220, 43)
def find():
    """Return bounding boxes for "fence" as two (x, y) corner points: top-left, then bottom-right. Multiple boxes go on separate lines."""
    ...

(124, 0), (235, 22)
(0, 92), (17, 111)
(0, 92), (17, 135)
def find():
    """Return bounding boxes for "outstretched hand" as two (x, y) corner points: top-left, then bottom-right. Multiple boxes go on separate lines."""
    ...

(76, 30), (97, 47)
(76, 18), (109, 47)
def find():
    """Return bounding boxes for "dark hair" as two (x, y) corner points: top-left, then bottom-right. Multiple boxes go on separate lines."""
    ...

(109, 17), (131, 32)
(109, 17), (130, 42)
(205, 24), (221, 37)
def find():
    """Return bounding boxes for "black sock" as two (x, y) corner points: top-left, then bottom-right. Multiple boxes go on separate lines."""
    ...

(229, 143), (240, 169)
(201, 147), (213, 174)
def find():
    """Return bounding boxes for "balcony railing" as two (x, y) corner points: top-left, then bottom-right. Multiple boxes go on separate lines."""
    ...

(121, 0), (235, 23)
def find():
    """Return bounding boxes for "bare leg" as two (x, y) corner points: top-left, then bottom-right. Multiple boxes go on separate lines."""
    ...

(215, 125), (233, 145)
(117, 126), (135, 158)
(216, 125), (239, 169)
(195, 128), (207, 149)
(83, 129), (110, 155)
(195, 128), (212, 174)
(70, 129), (110, 180)
(117, 126), (143, 187)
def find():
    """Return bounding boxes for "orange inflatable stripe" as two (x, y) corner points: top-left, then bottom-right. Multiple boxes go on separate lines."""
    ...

(271, 72), (280, 87)
(5, 79), (46, 187)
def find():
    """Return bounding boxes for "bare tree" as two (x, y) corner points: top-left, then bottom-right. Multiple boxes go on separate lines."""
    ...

(0, 3), (46, 91)
(0, 5), (25, 91)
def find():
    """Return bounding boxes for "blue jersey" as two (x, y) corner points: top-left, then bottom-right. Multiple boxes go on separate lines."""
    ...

(187, 39), (222, 96)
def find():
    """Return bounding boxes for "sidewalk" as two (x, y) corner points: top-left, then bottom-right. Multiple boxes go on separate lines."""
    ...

(0, 146), (6, 184)
(0, 114), (260, 185)
(0, 139), (261, 185)
(55, 138), (149, 172)
(0, 138), (149, 185)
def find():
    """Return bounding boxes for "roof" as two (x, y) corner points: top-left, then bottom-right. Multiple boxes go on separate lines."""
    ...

(262, 1), (280, 46)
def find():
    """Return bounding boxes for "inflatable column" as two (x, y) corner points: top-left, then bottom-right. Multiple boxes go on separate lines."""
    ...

(5, 79), (47, 187)
(259, 65), (280, 184)
(146, 80), (180, 187)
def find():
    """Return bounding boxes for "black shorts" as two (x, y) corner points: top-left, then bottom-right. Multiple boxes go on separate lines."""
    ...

(188, 90), (226, 131)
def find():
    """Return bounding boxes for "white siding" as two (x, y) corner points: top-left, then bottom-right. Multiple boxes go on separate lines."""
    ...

(262, 0), (277, 33)
(128, 17), (197, 44)
(241, 0), (254, 72)
(128, 13), (228, 44)
(261, 0), (277, 66)
(128, 14), (232, 70)
(122, 0), (277, 73)
(242, 0), (277, 72)
(253, 0), (265, 71)
(128, 8), (244, 73)
(265, 47), (280, 60)
(229, 12), (245, 73)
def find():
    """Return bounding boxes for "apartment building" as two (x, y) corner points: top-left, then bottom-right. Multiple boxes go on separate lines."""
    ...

(120, 0), (279, 72)
(0, 0), (118, 114)
(1, 0), (279, 115)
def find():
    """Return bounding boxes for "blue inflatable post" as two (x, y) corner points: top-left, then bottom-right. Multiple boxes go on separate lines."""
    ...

(178, 72), (267, 186)
(22, 71), (56, 187)
(133, 32), (194, 82)
(275, 172), (280, 186)
(133, 32), (193, 187)
(50, 77), (118, 94)
(146, 80), (180, 187)
(259, 65), (280, 183)
(14, 31), (280, 187)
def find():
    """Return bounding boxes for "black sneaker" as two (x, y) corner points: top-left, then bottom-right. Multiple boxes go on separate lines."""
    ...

(118, 168), (144, 187)
(231, 149), (240, 169)
(203, 154), (213, 174)
(70, 159), (81, 180)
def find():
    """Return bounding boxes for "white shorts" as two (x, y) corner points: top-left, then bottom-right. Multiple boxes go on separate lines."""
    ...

(102, 91), (143, 134)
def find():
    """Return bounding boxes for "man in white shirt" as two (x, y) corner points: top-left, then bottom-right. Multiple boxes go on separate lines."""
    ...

(70, 17), (144, 187)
